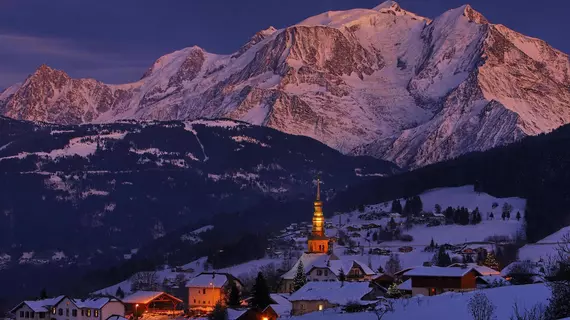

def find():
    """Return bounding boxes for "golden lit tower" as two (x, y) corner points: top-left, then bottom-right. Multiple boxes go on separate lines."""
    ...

(308, 177), (329, 253)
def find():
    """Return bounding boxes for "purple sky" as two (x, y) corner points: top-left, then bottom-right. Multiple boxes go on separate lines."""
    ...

(0, 0), (568, 89)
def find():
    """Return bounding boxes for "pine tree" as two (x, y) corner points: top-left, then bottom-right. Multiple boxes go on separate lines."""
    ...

(226, 281), (240, 308)
(433, 247), (452, 267)
(391, 200), (402, 214)
(384, 253), (402, 275)
(40, 288), (48, 299)
(430, 238), (435, 248)
(251, 272), (272, 309)
(482, 251), (500, 271)
(293, 261), (307, 292)
(489, 212), (494, 220)
(434, 204), (442, 214)
(388, 217), (397, 230)
(377, 265), (384, 274)
(516, 211), (521, 221)
(339, 268), (346, 284)
(386, 281), (403, 298)
(115, 287), (125, 299)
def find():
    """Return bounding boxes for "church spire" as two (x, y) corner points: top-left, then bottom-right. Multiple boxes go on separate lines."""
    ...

(316, 177), (321, 201)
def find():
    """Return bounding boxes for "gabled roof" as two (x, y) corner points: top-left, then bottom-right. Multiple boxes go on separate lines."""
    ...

(11, 296), (65, 313)
(289, 282), (374, 305)
(448, 263), (500, 276)
(477, 275), (510, 286)
(269, 293), (292, 317)
(186, 273), (232, 288)
(328, 260), (376, 276)
(404, 266), (476, 277)
(282, 253), (331, 280)
(122, 291), (182, 304)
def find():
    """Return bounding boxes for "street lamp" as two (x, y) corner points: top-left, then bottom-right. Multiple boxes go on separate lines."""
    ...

(135, 304), (139, 318)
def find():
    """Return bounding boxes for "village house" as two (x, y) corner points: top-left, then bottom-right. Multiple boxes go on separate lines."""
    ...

(121, 291), (182, 315)
(46, 296), (125, 320)
(186, 272), (243, 311)
(11, 296), (65, 320)
(289, 282), (382, 316)
(448, 263), (500, 276)
(403, 266), (479, 296)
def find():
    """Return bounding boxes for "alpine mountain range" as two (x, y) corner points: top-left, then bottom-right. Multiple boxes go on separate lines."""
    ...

(1, 1), (568, 168)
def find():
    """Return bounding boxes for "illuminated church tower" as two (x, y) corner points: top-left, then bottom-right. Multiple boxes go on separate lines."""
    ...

(307, 178), (329, 253)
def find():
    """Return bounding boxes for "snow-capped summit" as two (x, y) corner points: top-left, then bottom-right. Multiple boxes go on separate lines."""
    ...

(373, 0), (400, 11)
(1, 3), (569, 168)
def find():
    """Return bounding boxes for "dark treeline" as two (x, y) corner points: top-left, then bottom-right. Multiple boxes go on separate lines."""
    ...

(331, 123), (570, 243)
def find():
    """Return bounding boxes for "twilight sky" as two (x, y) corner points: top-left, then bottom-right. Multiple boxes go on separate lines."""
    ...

(0, 0), (568, 89)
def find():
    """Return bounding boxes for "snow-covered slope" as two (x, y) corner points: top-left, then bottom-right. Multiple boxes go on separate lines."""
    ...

(2, 2), (569, 168)
(295, 284), (550, 320)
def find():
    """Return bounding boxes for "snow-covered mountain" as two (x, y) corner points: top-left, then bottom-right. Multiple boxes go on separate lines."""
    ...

(1, 1), (569, 168)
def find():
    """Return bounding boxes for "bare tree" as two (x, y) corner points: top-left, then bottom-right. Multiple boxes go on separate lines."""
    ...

(510, 302), (546, 320)
(131, 271), (160, 291)
(467, 292), (496, 320)
(373, 299), (394, 320)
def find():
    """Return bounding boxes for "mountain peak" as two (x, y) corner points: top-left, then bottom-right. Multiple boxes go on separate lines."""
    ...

(373, 1), (400, 12)
(462, 4), (489, 24)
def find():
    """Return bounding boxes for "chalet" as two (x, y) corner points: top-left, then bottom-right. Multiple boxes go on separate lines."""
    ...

(47, 297), (125, 320)
(403, 266), (479, 296)
(289, 282), (382, 316)
(11, 296), (65, 320)
(121, 291), (182, 315)
(186, 272), (243, 311)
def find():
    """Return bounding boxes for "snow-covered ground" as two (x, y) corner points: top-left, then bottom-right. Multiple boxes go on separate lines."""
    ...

(519, 226), (570, 261)
(293, 284), (550, 320)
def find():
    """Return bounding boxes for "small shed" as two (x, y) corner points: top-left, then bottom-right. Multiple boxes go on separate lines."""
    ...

(121, 291), (182, 315)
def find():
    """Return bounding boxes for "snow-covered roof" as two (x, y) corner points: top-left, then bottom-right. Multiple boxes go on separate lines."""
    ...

(477, 275), (510, 286)
(288, 282), (374, 305)
(122, 291), (182, 304)
(11, 296), (65, 313)
(448, 263), (500, 276)
(227, 308), (247, 320)
(186, 273), (230, 288)
(282, 253), (330, 279)
(269, 293), (292, 317)
(328, 260), (376, 276)
(404, 266), (476, 277)
(500, 261), (543, 277)
(72, 297), (118, 309)
(398, 279), (412, 291)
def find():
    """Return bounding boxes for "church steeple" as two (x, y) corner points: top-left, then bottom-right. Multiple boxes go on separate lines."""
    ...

(308, 177), (328, 254)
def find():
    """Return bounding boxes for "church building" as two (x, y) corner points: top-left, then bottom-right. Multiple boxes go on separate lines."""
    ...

(279, 179), (376, 293)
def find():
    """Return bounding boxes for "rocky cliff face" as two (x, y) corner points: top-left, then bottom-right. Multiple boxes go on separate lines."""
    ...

(1, 1), (569, 168)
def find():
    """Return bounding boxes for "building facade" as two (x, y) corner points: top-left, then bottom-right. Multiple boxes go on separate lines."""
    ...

(186, 273), (242, 311)
(403, 267), (478, 296)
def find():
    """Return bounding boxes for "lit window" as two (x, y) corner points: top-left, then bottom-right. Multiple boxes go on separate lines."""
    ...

(318, 304), (323, 311)
(94, 310), (99, 317)
(86, 310), (91, 317)
(51, 308), (56, 315)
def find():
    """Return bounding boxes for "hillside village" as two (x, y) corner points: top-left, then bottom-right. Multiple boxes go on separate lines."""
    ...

(5, 184), (570, 320)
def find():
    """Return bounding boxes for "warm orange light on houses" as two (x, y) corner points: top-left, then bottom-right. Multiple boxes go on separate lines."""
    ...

(308, 178), (329, 254)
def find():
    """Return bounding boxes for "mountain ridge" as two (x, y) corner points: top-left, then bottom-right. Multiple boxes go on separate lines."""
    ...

(1, 2), (568, 168)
